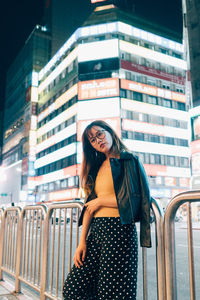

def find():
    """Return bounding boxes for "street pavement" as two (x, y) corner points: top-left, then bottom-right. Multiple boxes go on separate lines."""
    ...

(0, 281), (35, 300)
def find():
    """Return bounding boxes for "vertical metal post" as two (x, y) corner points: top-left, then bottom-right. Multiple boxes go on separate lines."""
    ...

(187, 203), (196, 300)
(142, 247), (148, 300)
(40, 209), (49, 300)
(14, 208), (22, 293)
(0, 210), (5, 280)
(164, 191), (200, 300)
(165, 208), (177, 300)
(152, 199), (166, 300)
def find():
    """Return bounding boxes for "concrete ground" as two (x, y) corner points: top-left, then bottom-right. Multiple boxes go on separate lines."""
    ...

(0, 281), (32, 300)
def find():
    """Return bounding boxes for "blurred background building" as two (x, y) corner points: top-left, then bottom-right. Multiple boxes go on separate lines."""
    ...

(0, 0), (192, 208)
(182, 0), (200, 191)
(34, 2), (190, 205)
(0, 26), (51, 207)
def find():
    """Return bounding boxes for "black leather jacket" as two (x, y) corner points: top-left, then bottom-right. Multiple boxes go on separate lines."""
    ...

(79, 151), (152, 248)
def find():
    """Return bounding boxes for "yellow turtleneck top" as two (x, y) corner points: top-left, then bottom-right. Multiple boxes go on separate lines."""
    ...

(94, 158), (120, 218)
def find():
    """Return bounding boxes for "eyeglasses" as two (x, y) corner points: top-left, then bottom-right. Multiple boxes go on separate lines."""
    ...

(89, 130), (106, 145)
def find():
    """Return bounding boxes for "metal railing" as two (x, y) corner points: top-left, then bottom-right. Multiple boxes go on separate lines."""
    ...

(164, 190), (200, 300)
(0, 197), (172, 300)
(0, 208), (3, 235)
(15, 205), (47, 295)
(0, 207), (21, 281)
(40, 202), (83, 300)
(152, 198), (165, 300)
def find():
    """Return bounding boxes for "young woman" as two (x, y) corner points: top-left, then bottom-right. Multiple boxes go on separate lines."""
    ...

(63, 120), (152, 300)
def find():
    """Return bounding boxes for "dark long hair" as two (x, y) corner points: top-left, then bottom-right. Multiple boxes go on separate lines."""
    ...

(80, 120), (128, 196)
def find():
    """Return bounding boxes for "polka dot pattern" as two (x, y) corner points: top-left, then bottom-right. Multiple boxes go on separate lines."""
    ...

(63, 217), (138, 300)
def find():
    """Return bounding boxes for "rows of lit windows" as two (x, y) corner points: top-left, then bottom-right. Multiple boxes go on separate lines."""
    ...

(148, 175), (186, 187)
(36, 134), (77, 159)
(117, 33), (183, 59)
(38, 96), (77, 128)
(120, 51), (185, 78)
(121, 110), (188, 129)
(123, 70), (185, 93)
(80, 31), (183, 60)
(36, 154), (76, 176)
(36, 176), (79, 193)
(120, 89), (186, 111)
(134, 151), (189, 168)
(122, 131), (188, 147)
(39, 60), (77, 99)
(38, 78), (77, 114)
(37, 116), (76, 144)
(40, 21), (183, 80)
(3, 151), (19, 167)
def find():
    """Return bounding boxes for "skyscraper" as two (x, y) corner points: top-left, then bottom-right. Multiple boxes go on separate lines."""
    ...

(34, 3), (190, 205)
(182, 0), (200, 190)
(0, 26), (51, 206)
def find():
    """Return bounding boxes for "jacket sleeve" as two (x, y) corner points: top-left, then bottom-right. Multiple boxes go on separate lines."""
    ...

(78, 192), (97, 226)
(136, 156), (152, 248)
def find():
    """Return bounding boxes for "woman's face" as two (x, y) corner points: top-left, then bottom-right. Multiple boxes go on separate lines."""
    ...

(87, 126), (113, 156)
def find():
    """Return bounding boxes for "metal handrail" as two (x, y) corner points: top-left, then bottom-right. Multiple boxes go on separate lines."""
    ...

(0, 198), (165, 300)
(152, 198), (165, 300)
(15, 205), (47, 294)
(40, 201), (84, 300)
(164, 190), (200, 300)
(0, 208), (4, 279)
(0, 207), (21, 281)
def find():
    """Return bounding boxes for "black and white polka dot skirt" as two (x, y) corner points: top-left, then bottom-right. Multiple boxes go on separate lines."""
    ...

(63, 217), (138, 300)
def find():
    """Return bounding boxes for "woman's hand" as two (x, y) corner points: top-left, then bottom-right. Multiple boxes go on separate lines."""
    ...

(85, 198), (101, 215)
(73, 241), (87, 268)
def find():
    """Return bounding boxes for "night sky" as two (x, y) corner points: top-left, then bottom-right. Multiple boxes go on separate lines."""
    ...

(0, 0), (182, 109)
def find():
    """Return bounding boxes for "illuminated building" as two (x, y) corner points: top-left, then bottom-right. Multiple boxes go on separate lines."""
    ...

(0, 25), (51, 207)
(34, 3), (190, 204)
(182, 0), (200, 190)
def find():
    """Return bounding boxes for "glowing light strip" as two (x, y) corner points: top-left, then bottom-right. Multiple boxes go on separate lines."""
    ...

(78, 39), (119, 62)
(35, 143), (77, 169)
(91, 0), (106, 3)
(3, 132), (24, 154)
(121, 79), (186, 102)
(78, 78), (119, 100)
(144, 164), (191, 177)
(189, 106), (200, 117)
(121, 98), (189, 121)
(124, 80), (184, 102)
(124, 139), (190, 157)
(123, 119), (189, 139)
(35, 164), (79, 185)
(38, 84), (77, 122)
(49, 188), (79, 201)
(120, 40), (186, 70)
(36, 123), (76, 153)
(37, 104), (77, 137)
(2, 160), (22, 170)
(77, 98), (120, 120)
(39, 21), (183, 80)
(39, 47), (78, 93)
(165, 167), (191, 177)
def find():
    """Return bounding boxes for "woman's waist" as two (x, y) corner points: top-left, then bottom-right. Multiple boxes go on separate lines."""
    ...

(94, 207), (119, 218)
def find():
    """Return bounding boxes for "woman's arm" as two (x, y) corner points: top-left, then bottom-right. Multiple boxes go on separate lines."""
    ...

(73, 209), (93, 268)
(84, 195), (118, 215)
(79, 209), (93, 244)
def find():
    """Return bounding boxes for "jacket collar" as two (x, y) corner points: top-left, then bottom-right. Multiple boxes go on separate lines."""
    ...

(108, 151), (132, 160)
(120, 151), (133, 160)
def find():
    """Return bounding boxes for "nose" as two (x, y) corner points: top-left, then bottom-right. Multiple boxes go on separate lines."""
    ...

(97, 137), (101, 144)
